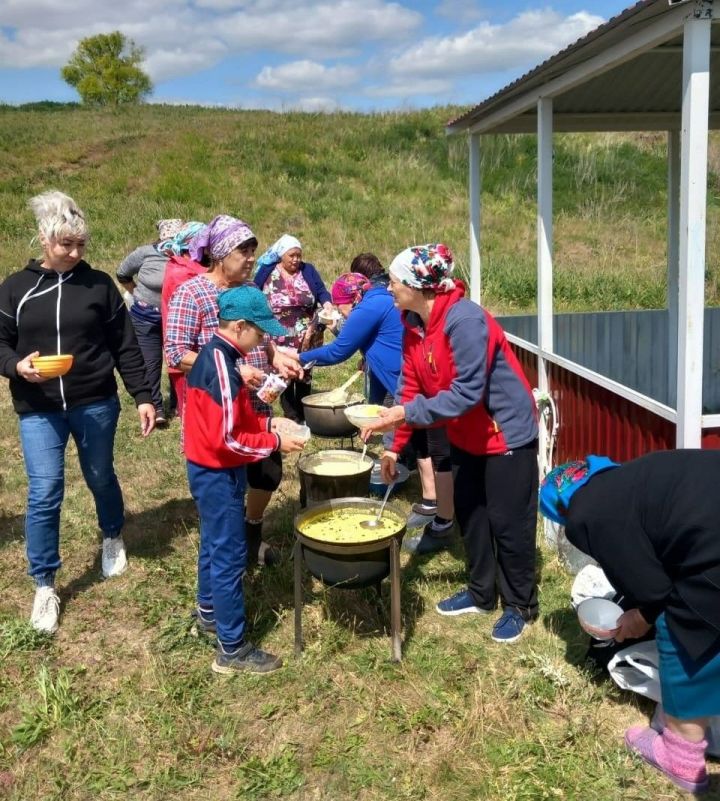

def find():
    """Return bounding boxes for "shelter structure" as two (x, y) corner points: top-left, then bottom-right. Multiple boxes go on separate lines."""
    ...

(447, 0), (720, 465)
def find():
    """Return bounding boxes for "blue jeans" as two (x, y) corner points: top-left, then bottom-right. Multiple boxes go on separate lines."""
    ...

(187, 460), (247, 649)
(19, 396), (124, 585)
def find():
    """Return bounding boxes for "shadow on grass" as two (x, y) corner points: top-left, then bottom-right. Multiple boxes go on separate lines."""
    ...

(0, 511), (25, 549)
(58, 497), (197, 608)
(258, 490), (427, 658)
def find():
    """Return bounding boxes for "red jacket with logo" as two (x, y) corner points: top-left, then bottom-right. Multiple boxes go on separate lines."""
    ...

(183, 332), (280, 469)
(391, 281), (537, 457)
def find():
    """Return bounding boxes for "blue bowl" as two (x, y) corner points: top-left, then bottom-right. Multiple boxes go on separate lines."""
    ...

(369, 461), (410, 495)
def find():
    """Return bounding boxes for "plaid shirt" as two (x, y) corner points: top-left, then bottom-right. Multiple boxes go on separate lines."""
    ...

(164, 274), (273, 415)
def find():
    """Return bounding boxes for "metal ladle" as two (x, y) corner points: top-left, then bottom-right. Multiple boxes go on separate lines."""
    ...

(360, 481), (395, 529)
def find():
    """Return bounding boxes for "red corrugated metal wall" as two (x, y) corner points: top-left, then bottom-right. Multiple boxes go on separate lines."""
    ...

(512, 344), (720, 461)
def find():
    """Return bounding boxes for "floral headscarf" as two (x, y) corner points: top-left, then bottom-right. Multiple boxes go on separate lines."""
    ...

(539, 456), (619, 525)
(256, 234), (302, 270)
(189, 215), (256, 263)
(158, 221), (206, 257)
(388, 243), (455, 293)
(331, 272), (371, 306)
(157, 219), (184, 240)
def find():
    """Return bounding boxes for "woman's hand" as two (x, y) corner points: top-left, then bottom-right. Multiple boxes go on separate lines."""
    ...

(322, 301), (334, 314)
(278, 434), (306, 454)
(361, 405), (405, 438)
(380, 451), (399, 484)
(16, 351), (49, 383)
(239, 364), (264, 389)
(614, 608), (651, 642)
(138, 403), (156, 437)
(271, 346), (302, 379)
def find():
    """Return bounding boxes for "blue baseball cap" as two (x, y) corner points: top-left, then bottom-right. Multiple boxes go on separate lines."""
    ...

(539, 455), (620, 525)
(217, 285), (287, 338)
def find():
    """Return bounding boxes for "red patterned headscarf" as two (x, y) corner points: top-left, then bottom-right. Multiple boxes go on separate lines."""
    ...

(388, 243), (455, 293)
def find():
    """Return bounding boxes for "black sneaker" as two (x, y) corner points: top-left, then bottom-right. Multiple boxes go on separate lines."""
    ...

(258, 541), (280, 567)
(190, 609), (216, 641)
(212, 642), (283, 675)
(403, 522), (454, 555)
(155, 411), (168, 428)
(411, 500), (438, 516)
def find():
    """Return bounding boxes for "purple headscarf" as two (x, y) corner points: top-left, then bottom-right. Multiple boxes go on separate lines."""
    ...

(189, 215), (256, 263)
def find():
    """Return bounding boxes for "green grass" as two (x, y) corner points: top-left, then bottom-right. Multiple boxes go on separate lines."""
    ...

(1, 105), (719, 799)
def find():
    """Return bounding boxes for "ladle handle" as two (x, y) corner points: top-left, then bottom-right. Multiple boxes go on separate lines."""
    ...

(337, 370), (364, 394)
(375, 481), (395, 523)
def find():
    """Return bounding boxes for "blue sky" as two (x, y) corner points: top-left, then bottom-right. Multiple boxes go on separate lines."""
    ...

(0, 1), (632, 111)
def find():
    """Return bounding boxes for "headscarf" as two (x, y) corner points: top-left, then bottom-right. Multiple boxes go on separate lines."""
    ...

(189, 215), (256, 263)
(388, 243), (455, 293)
(331, 272), (371, 306)
(539, 456), (620, 526)
(158, 221), (206, 257)
(256, 234), (302, 270)
(157, 219), (184, 240)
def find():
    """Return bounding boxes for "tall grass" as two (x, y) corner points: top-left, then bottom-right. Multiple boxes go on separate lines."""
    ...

(2, 104), (718, 311)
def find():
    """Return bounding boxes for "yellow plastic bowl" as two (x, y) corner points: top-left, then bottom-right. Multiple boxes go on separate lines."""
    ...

(31, 354), (74, 377)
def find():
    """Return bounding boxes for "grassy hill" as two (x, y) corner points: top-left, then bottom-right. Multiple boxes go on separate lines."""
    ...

(2, 103), (719, 311)
(0, 105), (715, 801)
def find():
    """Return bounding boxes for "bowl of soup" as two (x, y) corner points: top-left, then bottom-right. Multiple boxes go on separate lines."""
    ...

(298, 449), (373, 507)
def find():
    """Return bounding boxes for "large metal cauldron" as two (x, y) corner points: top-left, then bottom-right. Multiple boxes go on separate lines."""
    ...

(298, 449), (373, 507)
(301, 392), (362, 438)
(294, 497), (406, 589)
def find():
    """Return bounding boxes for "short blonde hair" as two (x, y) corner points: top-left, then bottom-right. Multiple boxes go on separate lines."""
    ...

(29, 190), (88, 242)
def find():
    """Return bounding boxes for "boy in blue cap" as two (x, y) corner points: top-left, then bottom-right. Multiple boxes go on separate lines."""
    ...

(184, 285), (306, 675)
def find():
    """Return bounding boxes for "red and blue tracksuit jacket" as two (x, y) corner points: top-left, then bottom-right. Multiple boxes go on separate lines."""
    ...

(391, 280), (538, 457)
(183, 332), (280, 468)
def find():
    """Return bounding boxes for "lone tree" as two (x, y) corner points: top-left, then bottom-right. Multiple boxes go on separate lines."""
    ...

(61, 32), (152, 107)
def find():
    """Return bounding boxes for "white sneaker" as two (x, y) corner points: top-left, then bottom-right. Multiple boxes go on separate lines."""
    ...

(102, 536), (127, 578)
(31, 586), (60, 634)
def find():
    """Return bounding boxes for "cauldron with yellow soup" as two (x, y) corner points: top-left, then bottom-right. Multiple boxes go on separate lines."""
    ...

(294, 497), (406, 588)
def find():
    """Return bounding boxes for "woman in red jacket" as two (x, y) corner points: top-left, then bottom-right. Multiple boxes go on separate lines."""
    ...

(363, 243), (539, 643)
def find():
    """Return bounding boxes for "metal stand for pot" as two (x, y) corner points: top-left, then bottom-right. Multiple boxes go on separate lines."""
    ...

(293, 536), (403, 662)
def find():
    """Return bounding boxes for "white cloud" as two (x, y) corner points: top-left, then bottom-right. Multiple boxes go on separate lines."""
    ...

(212, 1), (421, 58)
(365, 77), (452, 98)
(434, 0), (488, 25)
(389, 10), (604, 80)
(287, 96), (340, 112)
(255, 60), (358, 93)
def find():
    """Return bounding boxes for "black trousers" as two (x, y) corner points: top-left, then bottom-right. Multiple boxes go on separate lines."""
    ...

(280, 379), (312, 422)
(452, 440), (539, 620)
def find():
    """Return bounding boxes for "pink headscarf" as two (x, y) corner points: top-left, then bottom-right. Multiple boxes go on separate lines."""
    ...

(331, 272), (371, 306)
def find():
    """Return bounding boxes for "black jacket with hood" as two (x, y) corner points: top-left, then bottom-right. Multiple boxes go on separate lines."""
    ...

(0, 259), (152, 414)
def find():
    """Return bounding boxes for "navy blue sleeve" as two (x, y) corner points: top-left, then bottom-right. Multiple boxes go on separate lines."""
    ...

(300, 303), (377, 366)
(404, 305), (489, 426)
(254, 263), (273, 289)
(301, 263), (332, 305)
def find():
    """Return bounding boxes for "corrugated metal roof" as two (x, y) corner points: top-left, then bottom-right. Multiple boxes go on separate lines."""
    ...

(445, 0), (716, 134)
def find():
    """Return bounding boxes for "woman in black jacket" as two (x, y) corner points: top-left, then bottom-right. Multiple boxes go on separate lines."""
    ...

(0, 190), (154, 635)
(540, 449), (720, 794)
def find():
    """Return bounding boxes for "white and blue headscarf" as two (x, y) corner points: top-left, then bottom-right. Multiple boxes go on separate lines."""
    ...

(256, 234), (302, 270)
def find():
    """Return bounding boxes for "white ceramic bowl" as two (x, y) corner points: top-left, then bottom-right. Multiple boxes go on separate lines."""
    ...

(577, 597), (623, 640)
(343, 404), (384, 429)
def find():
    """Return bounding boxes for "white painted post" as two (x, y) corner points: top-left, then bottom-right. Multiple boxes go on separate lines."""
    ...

(676, 10), (711, 448)
(537, 97), (555, 545)
(537, 97), (554, 385)
(667, 129), (680, 409)
(469, 132), (482, 304)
